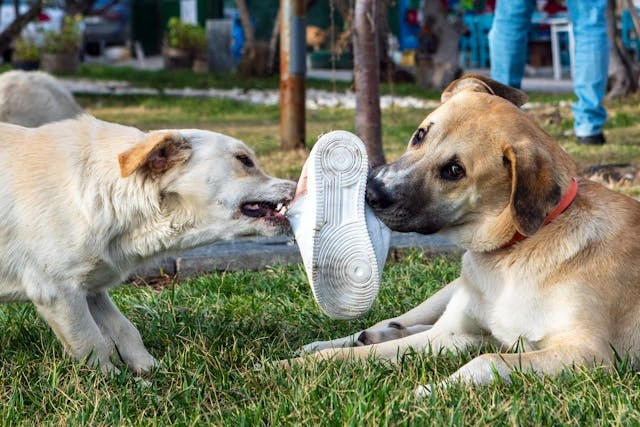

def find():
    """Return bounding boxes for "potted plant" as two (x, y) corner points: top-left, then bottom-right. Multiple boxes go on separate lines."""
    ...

(163, 17), (207, 71)
(41, 15), (82, 74)
(12, 36), (40, 70)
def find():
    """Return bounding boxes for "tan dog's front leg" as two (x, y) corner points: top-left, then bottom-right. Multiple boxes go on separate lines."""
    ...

(286, 325), (484, 369)
(288, 289), (483, 367)
(301, 279), (459, 353)
(416, 342), (614, 397)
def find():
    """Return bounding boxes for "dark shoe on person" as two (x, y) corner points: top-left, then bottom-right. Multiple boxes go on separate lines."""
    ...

(577, 133), (605, 145)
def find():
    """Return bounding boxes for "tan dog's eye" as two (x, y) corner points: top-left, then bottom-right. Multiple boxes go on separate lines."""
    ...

(440, 161), (465, 181)
(235, 154), (255, 168)
(411, 122), (433, 146)
(412, 128), (425, 146)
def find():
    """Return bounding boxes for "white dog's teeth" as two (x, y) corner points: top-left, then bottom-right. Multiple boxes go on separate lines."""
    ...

(276, 203), (288, 215)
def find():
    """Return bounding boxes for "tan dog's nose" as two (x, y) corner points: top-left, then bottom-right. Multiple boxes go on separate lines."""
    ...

(365, 177), (393, 210)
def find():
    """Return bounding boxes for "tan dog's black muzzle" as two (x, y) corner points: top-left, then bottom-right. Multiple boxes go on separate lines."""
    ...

(365, 176), (394, 210)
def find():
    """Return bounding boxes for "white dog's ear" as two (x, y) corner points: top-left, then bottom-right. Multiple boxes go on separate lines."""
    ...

(118, 132), (192, 178)
(441, 74), (528, 107)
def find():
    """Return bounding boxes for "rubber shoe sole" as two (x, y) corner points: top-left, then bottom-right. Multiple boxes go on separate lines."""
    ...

(288, 131), (390, 319)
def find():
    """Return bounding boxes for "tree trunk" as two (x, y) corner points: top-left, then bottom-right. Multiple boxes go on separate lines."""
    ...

(268, 7), (282, 75)
(377, 0), (391, 80)
(235, 0), (255, 52)
(279, 0), (306, 150)
(354, 0), (385, 168)
(607, 0), (639, 98)
(236, 0), (274, 78)
(268, 0), (321, 78)
(414, 1), (463, 89)
(0, 0), (41, 54)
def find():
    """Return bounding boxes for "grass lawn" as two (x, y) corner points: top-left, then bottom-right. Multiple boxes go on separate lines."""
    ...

(3, 253), (640, 425)
(1, 65), (640, 423)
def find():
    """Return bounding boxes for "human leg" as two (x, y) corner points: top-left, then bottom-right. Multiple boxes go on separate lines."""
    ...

(489, 0), (536, 88)
(566, 0), (609, 140)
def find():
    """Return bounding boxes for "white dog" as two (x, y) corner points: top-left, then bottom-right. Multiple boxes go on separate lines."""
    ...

(0, 70), (83, 126)
(0, 114), (295, 373)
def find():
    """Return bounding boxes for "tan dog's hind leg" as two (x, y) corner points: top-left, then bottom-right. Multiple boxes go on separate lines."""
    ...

(301, 279), (459, 353)
(87, 291), (158, 374)
(34, 289), (119, 373)
(417, 343), (614, 397)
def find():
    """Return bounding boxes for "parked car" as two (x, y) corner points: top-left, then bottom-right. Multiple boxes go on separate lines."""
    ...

(83, 0), (130, 55)
(0, 0), (66, 61)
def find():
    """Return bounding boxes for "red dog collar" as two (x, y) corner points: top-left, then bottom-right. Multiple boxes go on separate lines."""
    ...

(501, 177), (578, 249)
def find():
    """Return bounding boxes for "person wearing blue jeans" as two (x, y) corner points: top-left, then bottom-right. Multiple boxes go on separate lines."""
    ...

(489, 0), (609, 145)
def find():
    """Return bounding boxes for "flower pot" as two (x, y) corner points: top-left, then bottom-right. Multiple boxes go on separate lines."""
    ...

(41, 52), (79, 74)
(12, 60), (40, 71)
(163, 47), (193, 70)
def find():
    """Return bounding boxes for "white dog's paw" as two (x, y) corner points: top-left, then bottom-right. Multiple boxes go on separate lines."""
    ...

(119, 348), (158, 375)
(129, 354), (158, 375)
(414, 383), (433, 399)
(84, 352), (120, 375)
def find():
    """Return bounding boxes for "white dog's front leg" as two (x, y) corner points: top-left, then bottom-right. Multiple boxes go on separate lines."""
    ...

(87, 291), (158, 374)
(33, 288), (118, 373)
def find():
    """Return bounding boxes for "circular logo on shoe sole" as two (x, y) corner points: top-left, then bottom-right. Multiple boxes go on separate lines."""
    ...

(320, 143), (362, 182)
(347, 259), (373, 283)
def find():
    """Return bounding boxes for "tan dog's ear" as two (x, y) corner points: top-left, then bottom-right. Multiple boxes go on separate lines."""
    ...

(441, 74), (528, 107)
(503, 143), (562, 236)
(118, 132), (191, 178)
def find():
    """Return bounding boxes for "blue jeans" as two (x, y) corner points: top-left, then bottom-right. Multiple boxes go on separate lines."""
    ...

(489, 0), (609, 137)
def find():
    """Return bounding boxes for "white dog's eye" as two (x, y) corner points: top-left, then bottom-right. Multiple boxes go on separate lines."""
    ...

(235, 154), (255, 168)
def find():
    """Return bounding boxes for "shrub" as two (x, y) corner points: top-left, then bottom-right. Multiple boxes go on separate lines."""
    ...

(42, 15), (82, 54)
(13, 36), (40, 61)
(166, 17), (206, 58)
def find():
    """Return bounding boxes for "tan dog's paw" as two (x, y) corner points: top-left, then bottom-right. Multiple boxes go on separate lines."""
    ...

(357, 322), (432, 345)
(414, 383), (434, 399)
(279, 356), (304, 371)
(300, 341), (331, 354)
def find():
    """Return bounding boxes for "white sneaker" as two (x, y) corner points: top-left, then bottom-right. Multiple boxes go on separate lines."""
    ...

(288, 131), (391, 319)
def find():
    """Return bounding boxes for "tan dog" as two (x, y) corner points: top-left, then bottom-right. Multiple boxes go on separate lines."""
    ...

(294, 74), (640, 395)
(0, 70), (83, 126)
(0, 114), (295, 373)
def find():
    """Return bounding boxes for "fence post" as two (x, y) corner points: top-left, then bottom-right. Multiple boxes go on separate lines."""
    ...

(280, 0), (306, 150)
